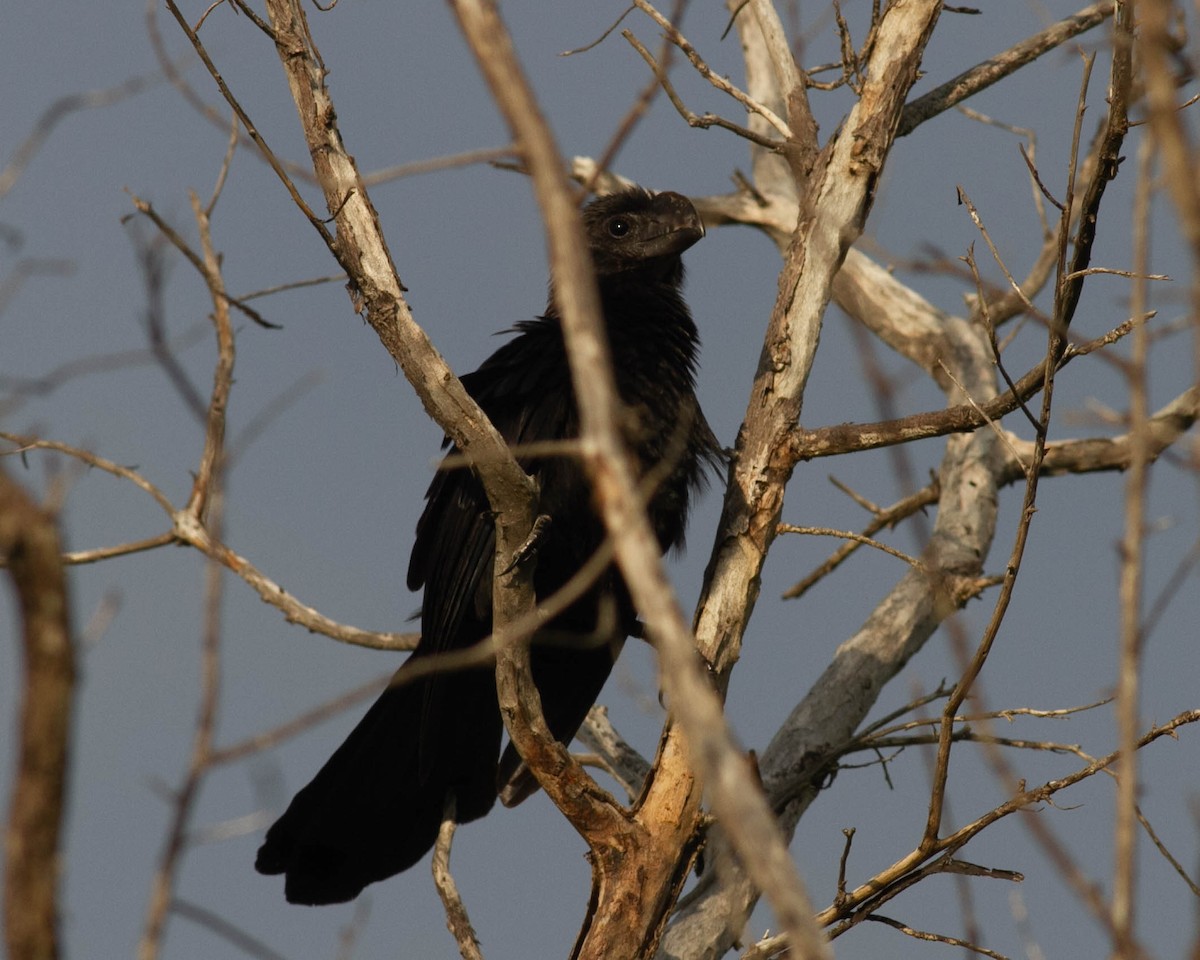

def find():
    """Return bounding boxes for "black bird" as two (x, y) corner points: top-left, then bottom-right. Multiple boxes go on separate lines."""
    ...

(255, 188), (722, 905)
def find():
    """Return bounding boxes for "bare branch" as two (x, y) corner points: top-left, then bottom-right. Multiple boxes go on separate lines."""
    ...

(1, 468), (74, 960)
(666, 4), (951, 957)
(361, 145), (518, 187)
(209, 674), (391, 767)
(170, 899), (288, 960)
(862, 914), (1011, 960)
(623, 30), (781, 149)
(259, 0), (533, 512)
(781, 480), (941, 600)
(0, 322), (206, 420)
(577, 705), (653, 800)
(1111, 129), (1154, 955)
(446, 0), (634, 885)
(815, 710), (1200, 932)
(0, 70), (161, 201)
(125, 192), (279, 330)
(162, 0), (332, 241)
(586, 4), (688, 195)
(787, 308), (1149, 462)
(776, 524), (923, 570)
(168, 512), (419, 651)
(1, 429), (419, 651)
(432, 799), (485, 960)
(898, 2), (1116, 137)
(138, 183), (236, 960)
(631, 0), (792, 140)
(1, 432), (177, 517)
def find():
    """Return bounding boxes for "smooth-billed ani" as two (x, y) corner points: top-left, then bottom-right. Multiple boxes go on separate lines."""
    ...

(255, 188), (721, 905)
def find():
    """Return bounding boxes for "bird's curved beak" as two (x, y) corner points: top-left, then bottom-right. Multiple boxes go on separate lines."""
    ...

(644, 191), (705, 257)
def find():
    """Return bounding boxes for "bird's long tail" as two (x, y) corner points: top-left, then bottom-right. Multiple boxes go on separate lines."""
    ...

(254, 660), (500, 905)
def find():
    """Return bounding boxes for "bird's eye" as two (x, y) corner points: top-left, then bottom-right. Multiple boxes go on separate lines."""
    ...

(607, 217), (630, 238)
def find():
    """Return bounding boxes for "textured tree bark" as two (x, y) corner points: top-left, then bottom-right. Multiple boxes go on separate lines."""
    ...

(2, 468), (75, 960)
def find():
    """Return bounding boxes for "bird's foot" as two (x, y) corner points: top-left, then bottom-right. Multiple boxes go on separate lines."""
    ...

(501, 513), (553, 574)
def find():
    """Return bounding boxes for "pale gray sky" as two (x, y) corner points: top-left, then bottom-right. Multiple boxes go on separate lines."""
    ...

(3, 3), (1198, 959)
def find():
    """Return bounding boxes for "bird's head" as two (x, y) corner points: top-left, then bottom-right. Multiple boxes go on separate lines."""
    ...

(582, 188), (704, 281)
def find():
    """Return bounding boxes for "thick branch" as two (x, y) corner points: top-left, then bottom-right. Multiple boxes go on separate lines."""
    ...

(694, 0), (943, 689)
(897, 2), (1116, 137)
(447, 0), (630, 863)
(661, 5), (945, 958)
(1004, 385), (1200, 480)
(666, 8), (1143, 952)
(449, 3), (819, 957)
(1, 468), (74, 960)
(259, 0), (533, 514)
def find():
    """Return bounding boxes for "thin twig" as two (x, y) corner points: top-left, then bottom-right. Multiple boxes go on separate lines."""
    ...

(789, 306), (1149, 462)
(956, 188), (1041, 325)
(897, 1), (1116, 137)
(0, 432), (176, 516)
(865, 915), (1011, 960)
(163, 0), (332, 241)
(0, 70), (162, 201)
(432, 798), (485, 960)
(632, 0), (792, 139)
(1111, 122), (1154, 960)
(61, 533), (177, 566)
(126, 192), (278, 329)
(236, 273), (346, 302)
(622, 31), (781, 149)
(137, 183), (236, 960)
(935, 358), (1031, 476)
(960, 241), (1043, 436)
(361, 145), (518, 187)
(1135, 804), (1200, 897)
(812, 710), (1200, 932)
(782, 480), (941, 599)
(560, 4), (636, 56)
(776, 524), (923, 569)
(0, 321), (206, 419)
(205, 111), (240, 217)
(209, 673), (391, 766)
(144, 0), (318, 187)
(579, 0), (686, 196)
(171, 899), (288, 960)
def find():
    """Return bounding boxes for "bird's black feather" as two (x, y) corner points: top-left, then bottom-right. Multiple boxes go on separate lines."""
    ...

(255, 188), (722, 904)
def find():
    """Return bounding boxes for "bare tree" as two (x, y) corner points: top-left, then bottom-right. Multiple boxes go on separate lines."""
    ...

(3, 2), (1198, 959)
